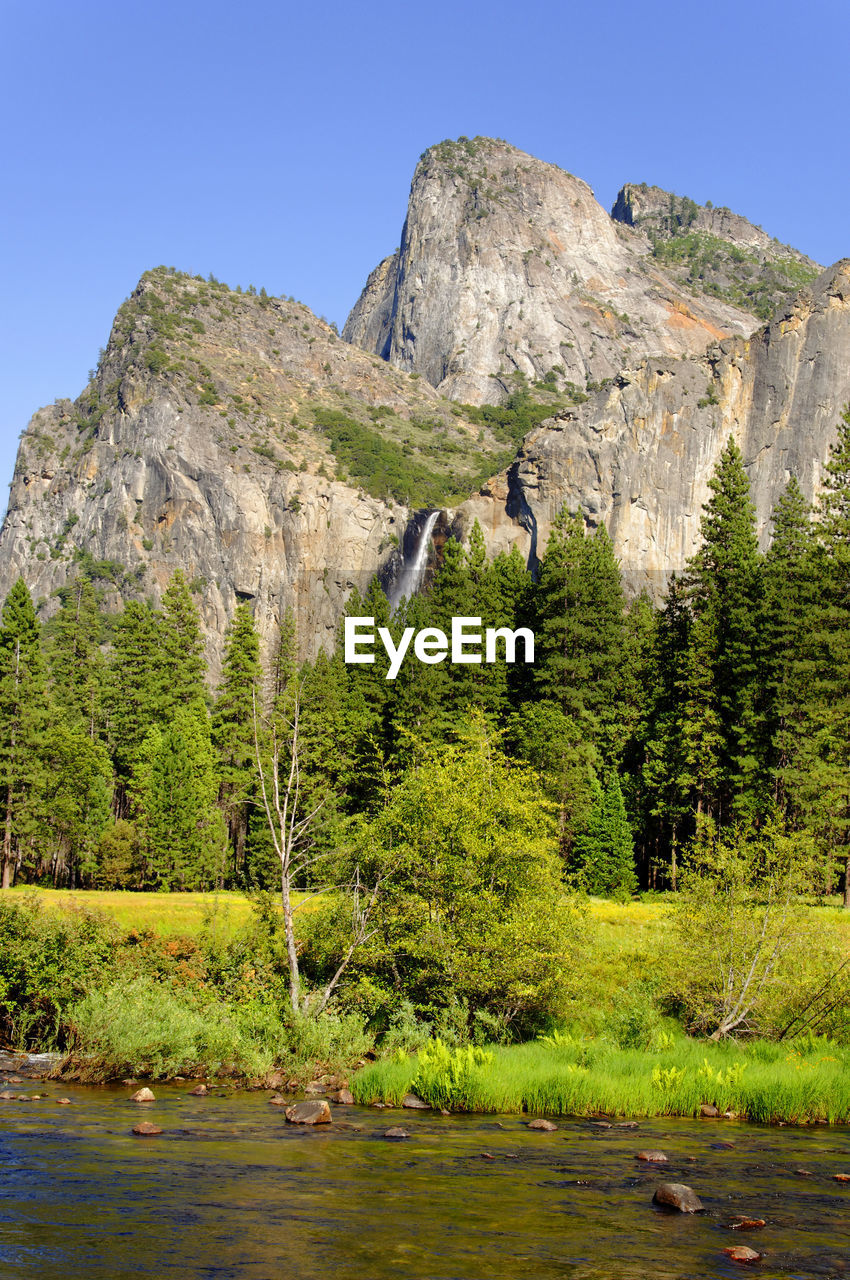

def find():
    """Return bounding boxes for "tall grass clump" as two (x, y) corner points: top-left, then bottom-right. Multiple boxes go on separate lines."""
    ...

(353, 1031), (850, 1124)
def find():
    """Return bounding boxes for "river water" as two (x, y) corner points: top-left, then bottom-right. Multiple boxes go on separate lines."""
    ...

(1, 1081), (849, 1279)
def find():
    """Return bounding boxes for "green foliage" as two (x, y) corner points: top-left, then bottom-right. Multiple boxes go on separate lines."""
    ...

(410, 1038), (494, 1109)
(571, 773), (637, 898)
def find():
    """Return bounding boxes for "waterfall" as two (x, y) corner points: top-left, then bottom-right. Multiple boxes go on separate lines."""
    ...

(387, 510), (439, 612)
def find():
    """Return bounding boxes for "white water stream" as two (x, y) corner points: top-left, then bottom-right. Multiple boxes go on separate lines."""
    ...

(387, 510), (439, 612)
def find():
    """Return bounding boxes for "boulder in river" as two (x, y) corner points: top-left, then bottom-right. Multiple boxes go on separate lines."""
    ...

(269, 1095), (287, 1107)
(731, 1218), (766, 1230)
(722, 1246), (762, 1263)
(653, 1183), (704, 1213)
(329, 1088), (354, 1104)
(832, 1173), (850, 1182)
(700, 1103), (720, 1117)
(636, 1150), (668, 1162)
(402, 1092), (429, 1109)
(527, 1118), (558, 1131)
(384, 1126), (409, 1139)
(132, 1121), (163, 1136)
(285, 1100), (332, 1125)
(188, 1084), (208, 1097)
(0, 1090), (15, 1100)
(131, 1087), (155, 1103)
(304, 1081), (326, 1094)
(55, 1098), (72, 1105)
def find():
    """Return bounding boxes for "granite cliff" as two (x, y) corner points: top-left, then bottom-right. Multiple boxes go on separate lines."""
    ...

(0, 137), (844, 670)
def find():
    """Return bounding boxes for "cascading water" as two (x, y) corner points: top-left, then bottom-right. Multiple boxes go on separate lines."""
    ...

(387, 510), (440, 612)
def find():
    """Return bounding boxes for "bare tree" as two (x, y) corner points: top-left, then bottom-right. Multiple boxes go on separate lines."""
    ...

(252, 677), (382, 1017)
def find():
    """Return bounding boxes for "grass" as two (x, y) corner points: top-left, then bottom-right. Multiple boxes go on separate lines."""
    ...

(353, 1033), (850, 1125)
(6, 887), (313, 939)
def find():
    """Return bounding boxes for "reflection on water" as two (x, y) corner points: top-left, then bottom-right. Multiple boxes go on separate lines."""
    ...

(1, 1082), (849, 1279)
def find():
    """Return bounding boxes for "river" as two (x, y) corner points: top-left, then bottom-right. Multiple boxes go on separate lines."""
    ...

(1, 1080), (849, 1279)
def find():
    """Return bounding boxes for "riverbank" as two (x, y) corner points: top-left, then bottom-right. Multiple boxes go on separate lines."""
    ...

(353, 1035), (850, 1126)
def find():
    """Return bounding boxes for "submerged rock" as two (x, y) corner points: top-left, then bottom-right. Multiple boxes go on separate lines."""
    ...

(269, 1095), (287, 1107)
(0, 1090), (15, 1100)
(384, 1126), (409, 1139)
(285, 1100), (332, 1125)
(132, 1121), (163, 1136)
(653, 1183), (704, 1213)
(832, 1173), (850, 1182)
(130, 1087), (155, 1103)
(527, 1118), (558, 1131)
(329, 1088), (354, 1105)
(55, 1098), (72, 1105)
(402, 1093), (428, 1109)
(188, 1084), (208, 1096)
(636, 1151), (668, 1163)
(731, 1218), (766, 1231)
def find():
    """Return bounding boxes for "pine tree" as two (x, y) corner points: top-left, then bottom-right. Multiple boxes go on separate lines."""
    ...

(795, 408), (850, 903)
(212, 604), (263, 883)
(106, 601), (162, 788)
(45, 575), (105, 738)
(534, 509), (625, 760)
(0, 580), (49, 888)
(684, 437), (766, 822)
(571, 773), (637, 898)
(158, 570), (207, 711)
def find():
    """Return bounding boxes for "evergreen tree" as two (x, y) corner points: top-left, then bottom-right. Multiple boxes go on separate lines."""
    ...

(45, 575), (105, 738)
(571, 773), (637, 898)
(0, 581), (49, 889)
(106, 601), (162, 788)
(212, 604), (262, 883)
(684, 437), (766, 822)
(534, 509), (626, 761)
(134, 702), (225, 889)
(158, 570), (207, 712)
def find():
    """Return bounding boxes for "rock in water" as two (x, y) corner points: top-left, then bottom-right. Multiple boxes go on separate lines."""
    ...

(700, 1103), (720, 1117)
(132, 1121), (163, 1136)
(653, 1183), (704, 1213)
(130, 1087), (155, 1102)
(402, 1093), (428, 1109)
(722, 1246), (762, 1263)
(188, 1084), (208, 1096)
(329, 1088), (354, 1104)
(731, 1218), (766, 1231)
(384, 1127), (409, 1139)
(284, 1100), (332, 1125)
(55, 1097), (72, 1105)
(527, 1118), (558, 1131)
(636, 1150), (668, 1162)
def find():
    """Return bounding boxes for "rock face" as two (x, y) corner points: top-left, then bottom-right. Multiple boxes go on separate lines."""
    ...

(459, 260), (850, 588)
(612, 182), (821, 321)
(0, 269), (498, 675)
(344, 136), (758, 404)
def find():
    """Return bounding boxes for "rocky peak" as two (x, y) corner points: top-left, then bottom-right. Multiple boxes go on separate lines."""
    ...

(611, 182), (821, 320)
(344, 136), (759, 405)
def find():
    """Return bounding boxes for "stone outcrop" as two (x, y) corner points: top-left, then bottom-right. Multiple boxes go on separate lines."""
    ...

(344, 136), (760, 404)
(458, 260), (850, 590)
(612, 182), (821, 321)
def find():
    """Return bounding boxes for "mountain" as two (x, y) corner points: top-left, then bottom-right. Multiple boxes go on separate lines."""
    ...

(0, 137), (843, 669)
(460, 260), (850, 585)
(344, 136), (771, 404)
(0, 268), (511, 672)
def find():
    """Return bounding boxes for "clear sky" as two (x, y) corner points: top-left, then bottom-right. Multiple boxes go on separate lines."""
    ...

(2, 0), (847, 500)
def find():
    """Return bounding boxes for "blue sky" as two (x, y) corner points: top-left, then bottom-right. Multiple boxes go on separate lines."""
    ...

(2, 0), (847, 499)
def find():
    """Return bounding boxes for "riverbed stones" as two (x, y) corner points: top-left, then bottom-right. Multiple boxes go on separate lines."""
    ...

(636, 1151), (668, 1162)
(304, 1081), (326, 1094)
(0, 1090), (15, 1100)
(329, 1088), (354, 1104)
(653, 1183), (704, 1213)
(731, 1218), (766, 1230)
(527, 1118), (558, 1131)
(723, 1246), (762, 1264)
(402, 1093), (428, 1109)
(700, 1104), (720, 1117)
(131, 1087), (155, 1102)
(832, 1173), (850, 1182)
(188, 1084), (208, 1096)
(132, 1121), (163, 1136)
(269, 1095), (287, 1106)
(55, 1098), (72, 1105)
(284, 1100), (332, 1125)
(384, 1126), (408, 1139)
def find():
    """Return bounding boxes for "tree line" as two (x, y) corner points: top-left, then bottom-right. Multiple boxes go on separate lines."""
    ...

(2, 410), (850, 906)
